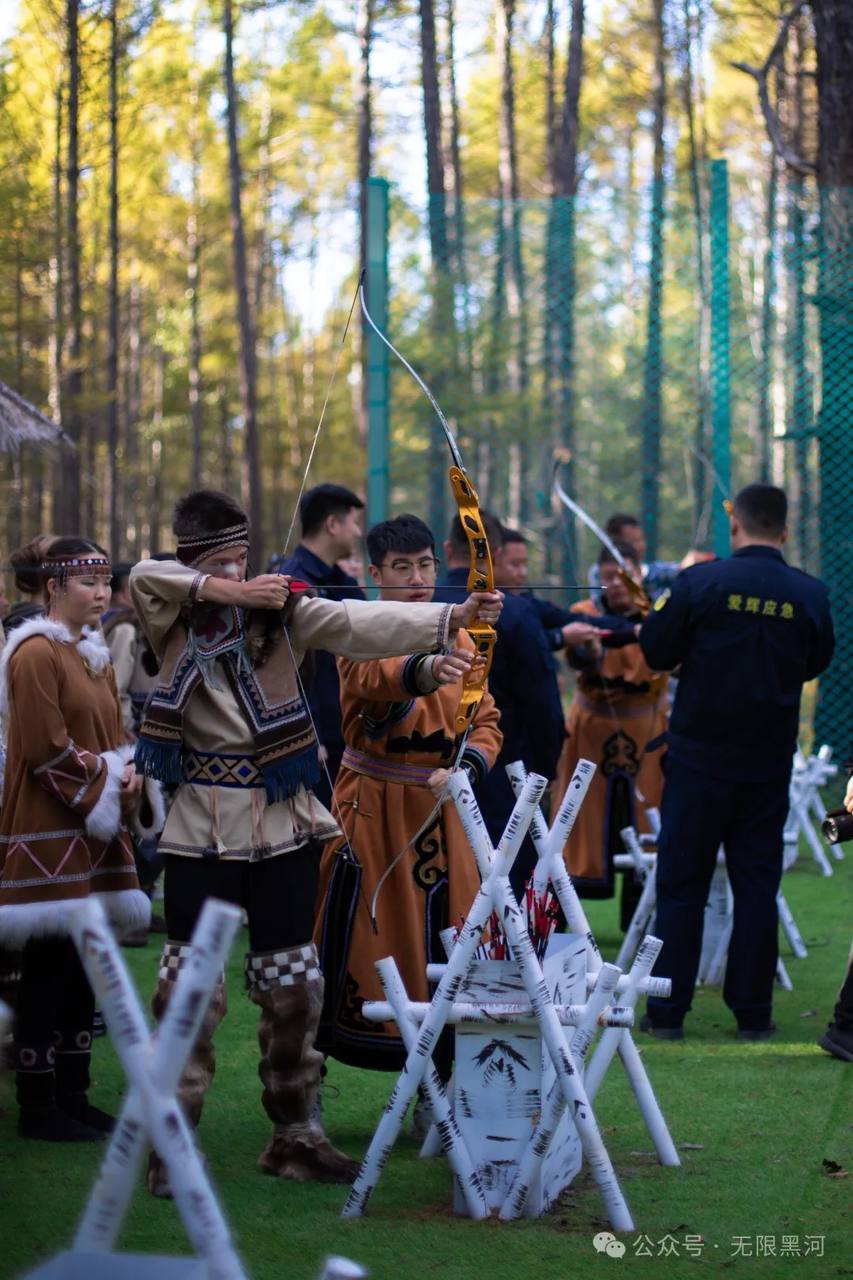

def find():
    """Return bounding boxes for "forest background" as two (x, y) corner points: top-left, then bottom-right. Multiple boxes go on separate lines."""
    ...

(0, 1), (848, 595)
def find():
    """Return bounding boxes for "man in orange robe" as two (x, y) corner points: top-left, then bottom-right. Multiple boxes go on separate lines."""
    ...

(315, 514), (502, 1075)
(554, 545), (667, 925)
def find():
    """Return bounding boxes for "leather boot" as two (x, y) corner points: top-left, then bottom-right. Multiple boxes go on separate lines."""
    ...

(246, 943), (359, 1184)
(54, 1027), (115, 1133)
(16, 1041), (102, 1142)
(146, 941), (227, 1198)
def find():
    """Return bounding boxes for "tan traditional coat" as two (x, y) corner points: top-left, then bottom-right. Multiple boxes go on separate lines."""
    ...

(130, 560), (457, 862)
(0, 618), (147, 946)
(554, 599), (667, 895)
(315, 633), (502, 1070)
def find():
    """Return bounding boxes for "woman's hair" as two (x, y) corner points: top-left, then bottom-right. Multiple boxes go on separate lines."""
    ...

(9, 534), (57, 595)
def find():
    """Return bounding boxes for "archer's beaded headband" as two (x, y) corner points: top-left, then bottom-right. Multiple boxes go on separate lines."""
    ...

(176, 522), (250, 567)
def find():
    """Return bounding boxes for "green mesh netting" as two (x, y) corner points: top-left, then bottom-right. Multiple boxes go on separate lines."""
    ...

(372, 165), (851, 755)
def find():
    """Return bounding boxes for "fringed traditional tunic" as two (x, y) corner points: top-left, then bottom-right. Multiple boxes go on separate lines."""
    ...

(130, 560), (457, 863)
(0, 618), (148, 946)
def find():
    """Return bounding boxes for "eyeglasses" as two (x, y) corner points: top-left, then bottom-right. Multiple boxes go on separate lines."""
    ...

(385, 556), (439, 579)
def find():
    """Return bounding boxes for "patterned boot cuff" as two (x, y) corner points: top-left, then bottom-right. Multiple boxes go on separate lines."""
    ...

(158, 941), (193, 984)
(244, 943), (321, 991)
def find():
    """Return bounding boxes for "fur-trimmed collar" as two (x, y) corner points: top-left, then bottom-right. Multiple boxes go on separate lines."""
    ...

(0, 616), (112, 714)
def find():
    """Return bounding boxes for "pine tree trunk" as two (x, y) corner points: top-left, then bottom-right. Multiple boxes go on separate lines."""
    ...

(497, 0), (530, 526)
(640, 0), (666, 559)
(357, 0), (374, 451)
(107, 0), (121, 557)
(419, 0), (451, 537)
(679, 0), (711, 517)
(188, 115), (203, 485)
(553, 0), (584, 575)
(60, 0), (82, 528)
(444, 0), (474, 384)
(786, 14), (812, 564)
(542, 0), (558, 573)
(124, 276), (142, 558)
(223, 0), (262, 559)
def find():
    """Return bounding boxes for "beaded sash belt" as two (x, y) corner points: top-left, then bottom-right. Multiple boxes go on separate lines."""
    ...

(341, 746), (434, 788)
(183, 751), (264, 788)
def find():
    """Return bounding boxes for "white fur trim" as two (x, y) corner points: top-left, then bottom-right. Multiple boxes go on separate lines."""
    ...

(97, 888), (151, 937)
(0, 898), (80, 947)
(77, 626), (112, 673)
(84, 745), (134, 842)
(132, 776), (167, 840)
(0, 618), (112, 714)
(0, 889), (151, 948)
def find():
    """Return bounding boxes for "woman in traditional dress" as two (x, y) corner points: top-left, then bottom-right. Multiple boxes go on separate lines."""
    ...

(315, 515), (502, 1077)
(554, 544), (667, 925)
(0, 537), (147, 1141)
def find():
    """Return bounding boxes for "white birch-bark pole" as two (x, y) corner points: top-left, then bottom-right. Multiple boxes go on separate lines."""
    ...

(615, 828), (659, 971)
(450, 774), (634, 1232)
(776, 957), (793, 990)
(341, 772), (546, 1219)
(792, 789), (833, 875)
(363, 1000), (634, 1027)
(74, 898), (242, 1253)
(425, 965), (670, 999)
(498, 962), (622, 1221)
(776, 891), (808, 959)
(69, 899), (246, 1280)
(375, 957), (487, 1217)
(584, 936), (680, 1167)
(506, 760), (601, 969)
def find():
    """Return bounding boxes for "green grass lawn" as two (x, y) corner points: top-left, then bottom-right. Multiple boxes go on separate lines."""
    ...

(1, 850), (850, 1280)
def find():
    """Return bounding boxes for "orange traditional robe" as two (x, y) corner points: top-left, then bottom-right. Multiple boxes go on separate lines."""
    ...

(315, 631), (502, 1071)
(554, 600), (667, 899)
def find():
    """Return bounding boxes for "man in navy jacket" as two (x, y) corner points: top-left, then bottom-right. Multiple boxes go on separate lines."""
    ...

(639, 484), (834, 1040)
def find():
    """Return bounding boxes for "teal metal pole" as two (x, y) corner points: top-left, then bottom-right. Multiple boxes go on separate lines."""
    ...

(710, 159), (731, 558)
(366, 177), (390, 528)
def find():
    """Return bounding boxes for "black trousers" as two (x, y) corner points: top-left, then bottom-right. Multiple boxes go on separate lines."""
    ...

(164, 843), (322, 952)
(16, 936), (95, 1046)
(647, 755), (788, 1030)
(832, 945), (853, 1032)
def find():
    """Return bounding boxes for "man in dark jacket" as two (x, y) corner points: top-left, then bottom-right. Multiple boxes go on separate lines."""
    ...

(639, 484), (835, 1040)
(270, 484), (365, 807)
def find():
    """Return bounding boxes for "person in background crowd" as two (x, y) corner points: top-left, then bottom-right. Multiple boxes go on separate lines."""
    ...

(639, 484), (835, 1041)
(554, 543), (665, 925)
(269, 484), (366, 808)
(5, 535), (57, 634)
(315, 514), (501, 1082)
(588, 514), (684, 606)
(434, 511), (566, 898)
(495, 527), (638, 652)
(0, 536), (146, 1142)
